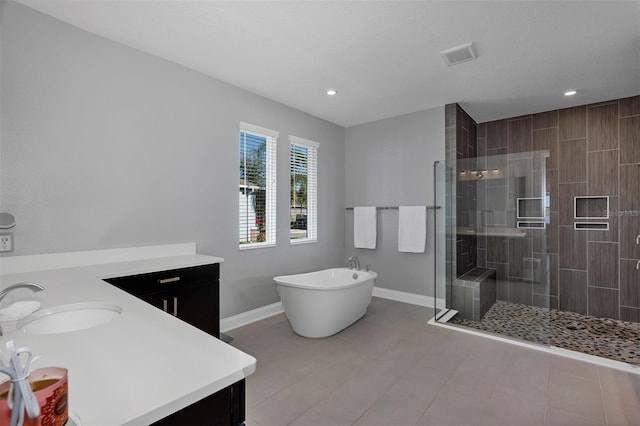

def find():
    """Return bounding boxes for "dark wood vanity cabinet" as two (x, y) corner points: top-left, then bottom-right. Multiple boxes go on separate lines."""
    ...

(104, 263), (220, 338)
(151, 380), (245, 426)
(104, 263), (246, 425)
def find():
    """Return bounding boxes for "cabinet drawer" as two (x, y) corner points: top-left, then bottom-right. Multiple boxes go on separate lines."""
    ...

(104, 263), (219, 297)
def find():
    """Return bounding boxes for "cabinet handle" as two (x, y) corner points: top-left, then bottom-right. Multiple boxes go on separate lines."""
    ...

(158, 277), (180, 284)
(636, 234), (640, 245)
(163, 299), (168, 312)
(173, 297), (178, 316)
(637, 260), (640, 271)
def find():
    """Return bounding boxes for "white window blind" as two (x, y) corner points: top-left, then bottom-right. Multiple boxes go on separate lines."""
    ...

(289, 135), (318, 243)
(239, 122), (278, 249)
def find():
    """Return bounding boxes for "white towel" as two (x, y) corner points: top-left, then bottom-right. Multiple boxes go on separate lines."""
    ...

(354, 206), (377, 249)
(398, 206), (426, 253)
(0, 301), (41, 322)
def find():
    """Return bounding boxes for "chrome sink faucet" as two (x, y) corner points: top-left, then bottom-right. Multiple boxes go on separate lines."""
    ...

(0, 282), (44, 336)
(0, 282), (45, 304)
(347, 256), (361, 270)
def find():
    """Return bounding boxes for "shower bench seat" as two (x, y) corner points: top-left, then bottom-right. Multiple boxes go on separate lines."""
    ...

(452, 267), (497, 322)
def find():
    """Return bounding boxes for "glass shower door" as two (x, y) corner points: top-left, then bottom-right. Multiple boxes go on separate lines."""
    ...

(435, 150), (552, 347)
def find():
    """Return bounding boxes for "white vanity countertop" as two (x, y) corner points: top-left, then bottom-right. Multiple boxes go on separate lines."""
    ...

(0, 244), (256, 425)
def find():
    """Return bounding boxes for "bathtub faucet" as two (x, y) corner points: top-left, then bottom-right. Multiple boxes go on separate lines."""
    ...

(347, 256), (361, 270)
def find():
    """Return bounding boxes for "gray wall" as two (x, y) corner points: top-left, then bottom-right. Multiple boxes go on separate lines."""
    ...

(344, 107), (445, 296)
(0, 2), (346, 317)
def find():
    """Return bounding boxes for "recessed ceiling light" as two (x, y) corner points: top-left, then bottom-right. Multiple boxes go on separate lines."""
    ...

(564, 90), (577, 96)
(326, 89), (337, 96)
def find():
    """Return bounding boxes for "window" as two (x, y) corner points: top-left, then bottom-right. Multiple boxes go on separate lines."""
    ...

(289, 136), (318, 243)
(239, 122), (278, 248)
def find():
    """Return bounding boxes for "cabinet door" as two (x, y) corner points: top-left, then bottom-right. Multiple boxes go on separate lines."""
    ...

(140, 289), (171, 314)
(152, 380), (244, 426)
(171, 280), (219, 337)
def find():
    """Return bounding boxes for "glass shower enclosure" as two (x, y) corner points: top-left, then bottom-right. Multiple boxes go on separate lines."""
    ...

(433, 149), (553, 347)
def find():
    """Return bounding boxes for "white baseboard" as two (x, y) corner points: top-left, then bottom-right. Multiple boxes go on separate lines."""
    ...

(220, 288), (444, 333)
(373, 286), (445, 309)
(220, 302), (284, 332)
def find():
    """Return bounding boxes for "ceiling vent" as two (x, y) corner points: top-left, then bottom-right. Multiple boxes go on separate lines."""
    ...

(440, 42), (476, 66)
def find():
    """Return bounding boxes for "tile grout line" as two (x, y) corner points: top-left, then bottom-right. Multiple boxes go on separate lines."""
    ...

(596, 366), (610, 426)
(542, 360), (552, 426)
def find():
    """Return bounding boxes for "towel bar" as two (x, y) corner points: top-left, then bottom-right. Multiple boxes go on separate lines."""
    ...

(345, 206), (441, 210)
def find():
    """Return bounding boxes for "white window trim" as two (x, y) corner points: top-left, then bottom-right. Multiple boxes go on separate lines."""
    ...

(240, 121), (280, 139)
(289, 135), (320, 149)
(239, 122), (278, 250)
(289, 135), (318, 245)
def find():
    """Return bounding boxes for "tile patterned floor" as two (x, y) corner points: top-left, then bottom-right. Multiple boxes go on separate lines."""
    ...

(228, 297), (640, 426)
(450, 301), (640, 365)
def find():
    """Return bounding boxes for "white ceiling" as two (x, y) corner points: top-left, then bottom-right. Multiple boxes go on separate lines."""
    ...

(13, 0), (640, 127)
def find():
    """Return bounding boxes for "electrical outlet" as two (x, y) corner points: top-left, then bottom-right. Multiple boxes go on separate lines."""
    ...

(0, 233), (14, 253)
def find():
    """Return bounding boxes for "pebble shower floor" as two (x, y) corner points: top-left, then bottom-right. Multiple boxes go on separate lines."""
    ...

(450, 300), (640, 366)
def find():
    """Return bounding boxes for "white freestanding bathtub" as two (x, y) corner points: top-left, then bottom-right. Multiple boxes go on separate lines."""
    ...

(274, 268), (377, 338)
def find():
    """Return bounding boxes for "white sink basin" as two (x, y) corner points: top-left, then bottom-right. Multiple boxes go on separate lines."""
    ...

(17, 302), (122, 334)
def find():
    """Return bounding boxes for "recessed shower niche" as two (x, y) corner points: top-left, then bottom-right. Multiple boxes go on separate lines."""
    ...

(517, 197), (546, 229)
(574, 196), (609, 219)
(517, 197), (544, 220)
(574, 196), (609, 231)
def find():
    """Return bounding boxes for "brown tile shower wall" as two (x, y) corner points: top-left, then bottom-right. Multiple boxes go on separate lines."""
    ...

(475, 96), (640, 322)
(445, 105), (478, 278)
(475, 116), (549, 307)
(444, 104), (457, 308)
(619, 96), (640, 322)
